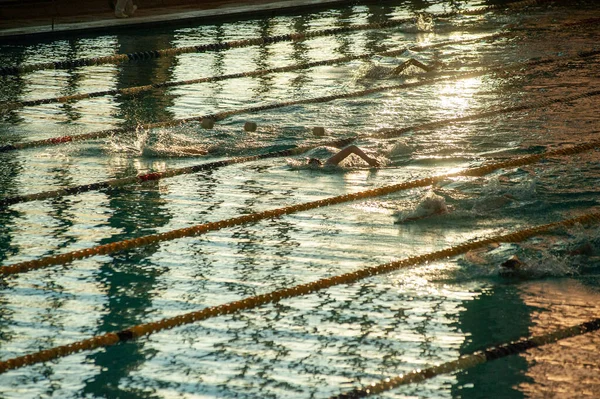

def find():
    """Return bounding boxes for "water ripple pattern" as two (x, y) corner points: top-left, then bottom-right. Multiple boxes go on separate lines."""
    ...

(0, 0), (599, 398)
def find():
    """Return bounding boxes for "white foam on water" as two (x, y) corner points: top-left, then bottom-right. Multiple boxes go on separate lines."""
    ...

(105, 127), (208, 157)
(394, 190), (449, 223)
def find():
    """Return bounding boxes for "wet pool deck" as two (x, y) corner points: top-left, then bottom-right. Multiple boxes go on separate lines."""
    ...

(0, 0), (348, 42)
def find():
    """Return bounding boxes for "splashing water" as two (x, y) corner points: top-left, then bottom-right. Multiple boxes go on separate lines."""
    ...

(470, 176), (537, 213)
(394, 191), (449, 223)
(105, 127), (208, 157)
(415, 13), (434, 32)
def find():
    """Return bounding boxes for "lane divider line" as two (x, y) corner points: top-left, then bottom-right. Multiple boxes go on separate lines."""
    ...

(331, 317), (600, 398)
(0, 208), (598, 375)
(0, 0), (548, 77)
(1, 136), (599, 276)
(1, 48), (597, 155)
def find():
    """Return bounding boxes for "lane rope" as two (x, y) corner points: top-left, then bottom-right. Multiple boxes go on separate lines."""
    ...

(331, 318), (600, 398)
(0, 137), (356, 207)
(1, 136), (599, 276)
(1, 48), (597, 155)
(0, 89), (597, 208)
(0, 208), (598, 374)
(3, 10), (596, 114)
(0, 0), (548, 77)
(0, 33), (511, 112)
(372, 90), (600, 139)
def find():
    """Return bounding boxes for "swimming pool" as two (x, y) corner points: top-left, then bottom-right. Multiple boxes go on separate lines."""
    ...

(0, 0), (599, 397)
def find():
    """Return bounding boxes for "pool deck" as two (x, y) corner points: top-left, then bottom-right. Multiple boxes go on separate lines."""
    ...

(0, 0), (349, 42)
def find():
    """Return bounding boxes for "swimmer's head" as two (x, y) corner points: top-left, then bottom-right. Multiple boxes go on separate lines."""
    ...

(308, 158), (323, 166)
(499, 255), (525, 277)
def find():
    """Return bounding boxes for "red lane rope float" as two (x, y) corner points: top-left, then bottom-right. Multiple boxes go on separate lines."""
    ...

(1, 137), (599, 276)
(0, 33), (512, 112)
(0, 88), (598, 209)
(331, 318), (600, 398)
(0, 0), (548, 77)
(0, 136), (356, 208)
(1, 48), (597, 155)
(0, 209), (599, 375)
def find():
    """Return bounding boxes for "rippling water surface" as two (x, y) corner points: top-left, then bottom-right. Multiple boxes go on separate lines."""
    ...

(0, 0), (599, 397)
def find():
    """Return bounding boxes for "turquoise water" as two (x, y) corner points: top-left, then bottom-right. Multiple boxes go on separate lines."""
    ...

(0, 1), (600, 398)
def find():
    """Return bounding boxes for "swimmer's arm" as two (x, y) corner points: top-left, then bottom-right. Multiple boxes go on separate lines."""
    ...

(391, 58), (433, 75)
(325, 145), (380, 167)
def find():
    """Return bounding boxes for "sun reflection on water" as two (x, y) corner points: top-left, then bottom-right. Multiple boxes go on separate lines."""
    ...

(436, 77), (482, 118)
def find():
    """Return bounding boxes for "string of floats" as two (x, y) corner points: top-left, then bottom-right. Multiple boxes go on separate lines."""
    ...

(0, 0), (595, 390)
(331, 317), (600, 398)
(1, 88), (598, 209)
(1, 47), (598, 157)
(2, 136), (599, 277)
(1, 13), (594, 114)
(0, 0), (595, 384)
(0, 0), (548, 77)
(0, 33), (509, 112)
(1, 207), (598, 375)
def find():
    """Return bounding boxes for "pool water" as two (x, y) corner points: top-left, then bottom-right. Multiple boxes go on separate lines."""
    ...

(0, 0), (599, 397)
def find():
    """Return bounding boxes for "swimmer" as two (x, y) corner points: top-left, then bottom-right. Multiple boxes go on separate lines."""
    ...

(499, 255), (526, 277)
(308, 145), (380, 167)
(390, 58), (434, 76)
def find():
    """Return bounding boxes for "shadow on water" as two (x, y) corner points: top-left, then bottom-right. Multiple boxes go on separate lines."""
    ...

(0, 154), (22, 263)
(82, 31), (178, 398)
(56, 39), (87, 124)
(452, 285), (535, 398)
(82, 177), (172, 399)
(252, 18), (276, 98)
(289, 14), (312, 92)
(364, 3), (397, 53)
(112, 33), (178, 126)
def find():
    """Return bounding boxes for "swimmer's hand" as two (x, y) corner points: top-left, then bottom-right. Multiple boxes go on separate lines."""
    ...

(367, 158), (381, 167)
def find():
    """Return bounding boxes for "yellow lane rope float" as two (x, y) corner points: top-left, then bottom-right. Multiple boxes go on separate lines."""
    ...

(331, 317), (600, 398)
(0, 34), (510, 112)
(2, 12), (595, 113)
(1, 48), (597, 155)
(0, 137), (355, 208)
(0, 209), (598, 375)
(1, 137), (599, 276)
(0, 0), (548, 77)
(0, 89), (598, 208)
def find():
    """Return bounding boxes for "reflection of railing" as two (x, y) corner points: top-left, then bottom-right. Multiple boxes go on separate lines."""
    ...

(0, 33), (510, 112)
(1, 207), (599, 375)
(1, 49), (597, 157)
(0, 0), (550, 77)
(2, 136), (599, 276)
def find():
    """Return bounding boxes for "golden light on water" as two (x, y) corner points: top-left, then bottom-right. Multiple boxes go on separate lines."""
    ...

(436, 77), (483, 117)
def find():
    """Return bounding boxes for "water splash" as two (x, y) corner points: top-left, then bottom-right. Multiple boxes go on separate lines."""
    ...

(470, 176), (537, 213)
(287, 146), (385, 170)
(415, 13), (434, 32)
(394, 191), (449, 223)
(105, 127), (207, 157)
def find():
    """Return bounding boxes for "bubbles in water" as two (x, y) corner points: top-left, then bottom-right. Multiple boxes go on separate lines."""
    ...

(353, 63), (396, 81)
(460, 224), (600, 280)
(353, 57), (433, 81)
